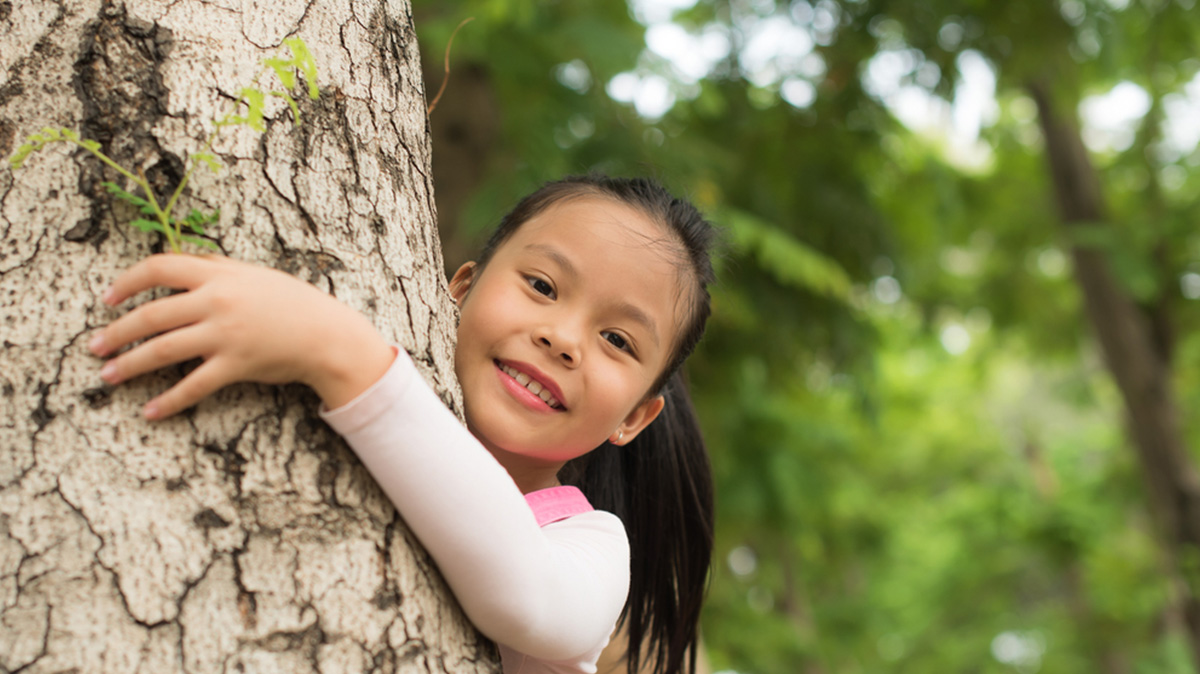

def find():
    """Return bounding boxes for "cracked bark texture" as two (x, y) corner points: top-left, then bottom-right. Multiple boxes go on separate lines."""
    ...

(0, 1), (500, 672)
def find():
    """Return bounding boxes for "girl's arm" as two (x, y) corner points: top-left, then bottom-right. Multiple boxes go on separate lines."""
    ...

(91, 254), (630, 660)
(321, 349), (630, 660)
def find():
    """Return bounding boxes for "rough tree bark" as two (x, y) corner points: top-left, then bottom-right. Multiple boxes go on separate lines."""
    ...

(0, 1), (500, 672)
(1030, 81), (1200, 668)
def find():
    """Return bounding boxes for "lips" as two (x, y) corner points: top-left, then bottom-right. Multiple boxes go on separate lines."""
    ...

(495, 360), (566, 411)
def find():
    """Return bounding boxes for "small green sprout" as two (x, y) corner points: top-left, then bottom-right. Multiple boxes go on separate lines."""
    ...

(8, 37), (320, 253)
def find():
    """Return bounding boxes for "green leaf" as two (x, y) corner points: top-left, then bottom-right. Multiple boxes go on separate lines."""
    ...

(182, 208), (219, 234)
(179, 233), (218, 250)
(283, 37), (319, 99)
(130, 218), (168, 234)
(9, 143), (36, 169)
(193, 152), (222, 173)
(219, 88), (268, 132)
(242, 88), (267, 131)
(103, 182), (158, 216)
(269, 91), (301, 125)
(8, 127), (87, 168)
(264, 56), (298, 90)
(182, 211), (204, 234)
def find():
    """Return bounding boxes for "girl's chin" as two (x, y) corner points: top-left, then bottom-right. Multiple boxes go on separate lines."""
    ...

(470, 424), (594, 465)
(462, 395), (609, 462)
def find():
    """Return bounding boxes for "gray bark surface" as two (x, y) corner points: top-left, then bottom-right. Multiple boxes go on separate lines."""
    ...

(0, 1), (499, 671)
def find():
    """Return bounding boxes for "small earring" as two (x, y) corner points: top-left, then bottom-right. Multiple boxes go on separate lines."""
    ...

(616, 430), (624, 444)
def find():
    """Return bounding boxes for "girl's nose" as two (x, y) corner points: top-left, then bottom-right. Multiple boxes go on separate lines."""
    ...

(534, 325), (581, 366)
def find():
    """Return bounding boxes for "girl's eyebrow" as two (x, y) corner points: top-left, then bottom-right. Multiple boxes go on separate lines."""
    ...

(524, 243), (579, 281)
(616, 301), (660, 347)
(524, 243), (660, 346)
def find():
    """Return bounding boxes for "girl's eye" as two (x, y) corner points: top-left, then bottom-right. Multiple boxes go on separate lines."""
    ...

(603, 331), (630, 352)
(527, 277), (556, 299)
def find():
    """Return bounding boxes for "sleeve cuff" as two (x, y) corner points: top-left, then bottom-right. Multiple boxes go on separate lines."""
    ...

(319, 345), (420, 436)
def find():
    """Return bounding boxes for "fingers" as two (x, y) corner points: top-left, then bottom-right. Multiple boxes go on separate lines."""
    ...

(143, 358), (231, 420)
(91, 254), (263, 420)
(103, 253), (225, 306)
(90, 290), (209, 357)
(99, 323), (216, 386)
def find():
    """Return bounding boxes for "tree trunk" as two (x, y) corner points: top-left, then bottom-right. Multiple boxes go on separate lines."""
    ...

(0, 1), (499, 672)
(1030, 81), (1200, 668)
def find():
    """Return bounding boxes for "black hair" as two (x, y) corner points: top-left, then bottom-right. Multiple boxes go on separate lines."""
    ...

(477, 174), (717, 674)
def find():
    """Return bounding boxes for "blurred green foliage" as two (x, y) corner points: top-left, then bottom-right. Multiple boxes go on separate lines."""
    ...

(413, 0), (1200, 671)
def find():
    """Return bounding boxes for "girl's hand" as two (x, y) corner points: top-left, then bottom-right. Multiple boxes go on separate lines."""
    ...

(88, 254), (395, 419)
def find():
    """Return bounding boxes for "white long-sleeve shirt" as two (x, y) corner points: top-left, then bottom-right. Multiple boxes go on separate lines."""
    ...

(320, 350), (630, 674)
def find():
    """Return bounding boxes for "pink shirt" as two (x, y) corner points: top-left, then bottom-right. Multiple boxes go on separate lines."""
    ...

(321, 351), (629, 674)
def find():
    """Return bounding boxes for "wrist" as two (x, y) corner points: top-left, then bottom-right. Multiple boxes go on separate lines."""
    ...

(307, 312), (395, 409)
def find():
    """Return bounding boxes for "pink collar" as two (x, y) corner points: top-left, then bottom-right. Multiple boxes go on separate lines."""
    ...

(524, 486), (594, 526)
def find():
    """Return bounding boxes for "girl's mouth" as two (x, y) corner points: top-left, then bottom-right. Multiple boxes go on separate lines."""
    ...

(495, 361), (565, 410)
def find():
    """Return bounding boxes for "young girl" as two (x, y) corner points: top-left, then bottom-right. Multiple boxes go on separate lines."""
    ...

(88, 175), (717, 674)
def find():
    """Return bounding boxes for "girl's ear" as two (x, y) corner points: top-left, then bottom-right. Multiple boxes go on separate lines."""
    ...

(449, 262), (477, 305)
(611, 395), (665, 445)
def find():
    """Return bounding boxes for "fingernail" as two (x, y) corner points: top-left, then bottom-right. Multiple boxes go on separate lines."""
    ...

(102, 287), (116, 305)
(88, 333), (107, 355)
(143, 402), (160, 420)
(100, 361), (119, 383)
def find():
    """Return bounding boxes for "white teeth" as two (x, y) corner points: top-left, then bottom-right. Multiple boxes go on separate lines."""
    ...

(499, 363), (562, 409)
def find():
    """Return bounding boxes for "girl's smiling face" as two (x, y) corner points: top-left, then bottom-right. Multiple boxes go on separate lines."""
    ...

(450, 196), (688, 492)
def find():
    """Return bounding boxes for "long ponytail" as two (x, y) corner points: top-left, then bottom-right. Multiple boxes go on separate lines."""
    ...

(560, 371), (713, 674)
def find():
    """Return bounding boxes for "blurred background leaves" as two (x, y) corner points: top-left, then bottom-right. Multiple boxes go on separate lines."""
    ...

(412, 1), (1200, 671)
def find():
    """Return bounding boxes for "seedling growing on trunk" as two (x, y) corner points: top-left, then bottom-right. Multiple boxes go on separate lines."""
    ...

(9, 37), (319, 253)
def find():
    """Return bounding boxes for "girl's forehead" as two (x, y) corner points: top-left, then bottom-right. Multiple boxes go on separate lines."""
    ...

(507, 197), (684, 271)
